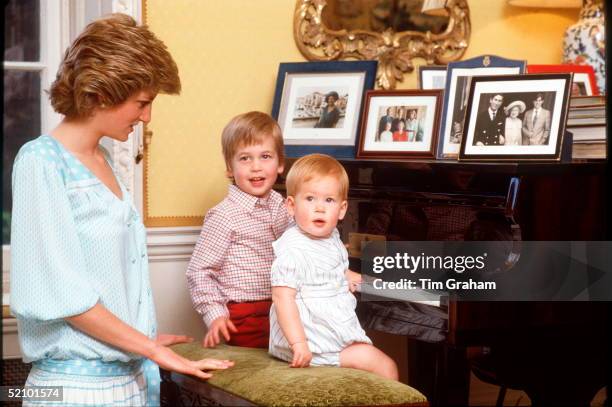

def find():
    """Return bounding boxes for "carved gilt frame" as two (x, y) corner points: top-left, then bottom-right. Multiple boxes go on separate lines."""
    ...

(294, 0), (471, 89)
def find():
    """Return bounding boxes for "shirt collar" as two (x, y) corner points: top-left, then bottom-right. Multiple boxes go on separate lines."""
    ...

(228, 184), (276, 212)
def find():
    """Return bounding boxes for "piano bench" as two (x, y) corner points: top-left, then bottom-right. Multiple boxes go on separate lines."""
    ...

(161, 343), (428, 406)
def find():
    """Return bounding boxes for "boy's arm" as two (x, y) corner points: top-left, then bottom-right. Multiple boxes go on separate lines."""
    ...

(272, 286), (312, 367)
(186, 209), (233, 327)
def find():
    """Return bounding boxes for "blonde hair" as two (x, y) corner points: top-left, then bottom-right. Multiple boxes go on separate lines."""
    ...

(49, 13), (180, 118)
(285, 154), (349, 200)
(221, 111), (284, 170)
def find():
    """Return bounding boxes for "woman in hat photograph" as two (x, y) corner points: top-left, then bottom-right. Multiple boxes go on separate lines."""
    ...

(503, 100), (526, 146)
(314, 91), (341, 128)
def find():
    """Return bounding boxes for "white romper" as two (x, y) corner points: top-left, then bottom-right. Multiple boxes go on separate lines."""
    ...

(268, 225), (372, 366)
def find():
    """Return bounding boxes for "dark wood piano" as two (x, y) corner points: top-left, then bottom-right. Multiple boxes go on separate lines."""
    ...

(279, 158), (609, 407)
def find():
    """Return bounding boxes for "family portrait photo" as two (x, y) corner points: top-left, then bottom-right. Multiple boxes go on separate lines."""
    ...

(460, 73), (572, 161)
(290, 87), (348, 129)
(375, 105), (426, 143)
(358, 90), (442, 159)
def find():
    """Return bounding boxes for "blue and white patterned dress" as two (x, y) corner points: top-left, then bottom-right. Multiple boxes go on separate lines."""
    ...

(268, 225), (371, 366)
(10, 135), (159, 406)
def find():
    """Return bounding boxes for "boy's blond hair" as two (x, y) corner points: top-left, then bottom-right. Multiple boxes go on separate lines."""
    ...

(221, 111), (285, 171)
(285, 154), (349, 200)
(49, 13), (180, 118)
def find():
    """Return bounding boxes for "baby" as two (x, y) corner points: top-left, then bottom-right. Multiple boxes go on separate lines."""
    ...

(269, 154), (398, 380)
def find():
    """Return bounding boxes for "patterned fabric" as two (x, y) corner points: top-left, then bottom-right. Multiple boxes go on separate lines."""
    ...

(269, 225), (371, 366)
(187, 184), (290, 326)
(10, 135), (159, 402)
(24, 358), (161, 406)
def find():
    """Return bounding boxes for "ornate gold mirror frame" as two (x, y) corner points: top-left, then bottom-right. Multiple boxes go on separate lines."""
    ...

(294, 0), (471, 89)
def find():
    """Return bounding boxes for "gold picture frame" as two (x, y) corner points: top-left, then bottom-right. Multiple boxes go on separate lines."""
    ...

(294, 0), (471, 89)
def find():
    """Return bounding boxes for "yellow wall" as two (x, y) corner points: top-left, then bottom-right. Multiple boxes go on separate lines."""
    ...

(144, 0), (579, 224)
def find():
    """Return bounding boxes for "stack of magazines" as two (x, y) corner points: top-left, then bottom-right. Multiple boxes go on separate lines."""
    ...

(567, 95), (606, 160)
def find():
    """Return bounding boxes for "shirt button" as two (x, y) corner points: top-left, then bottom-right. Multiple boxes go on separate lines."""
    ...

(131, 259), (136, 264)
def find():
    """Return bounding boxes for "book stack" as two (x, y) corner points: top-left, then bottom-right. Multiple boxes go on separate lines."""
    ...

(567, 95), (606, 160)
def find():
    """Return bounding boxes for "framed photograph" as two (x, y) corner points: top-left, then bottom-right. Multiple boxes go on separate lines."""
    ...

(527, 64), (598, 96)
(357, 90), (442, 159)
(418, 65), (447, 90)
(271, 61), (377, 158)
(459, 73), (572, 161)
(437, 55), (526, 159)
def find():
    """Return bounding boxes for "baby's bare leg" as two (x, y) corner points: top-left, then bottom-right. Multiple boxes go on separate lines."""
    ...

(340, 343), (399, 380)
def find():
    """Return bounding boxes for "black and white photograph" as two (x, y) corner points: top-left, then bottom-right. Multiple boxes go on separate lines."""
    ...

(447, 75), (470, 145)
(358, 90), (442, 159)
(437, 55), (526, 159)
(471, 91), (554, 147)
(459, 74), (572, 161)
(290, 87), (349, 129)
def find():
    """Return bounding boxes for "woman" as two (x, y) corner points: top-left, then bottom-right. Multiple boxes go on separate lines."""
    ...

(379, 120), (393, 142)
(503, 100), (526, 145)
(405, 109), (422, 142)
(314, 91), (341, 128)
(392, 119), (408, 141)
(10, 14), (232, 406)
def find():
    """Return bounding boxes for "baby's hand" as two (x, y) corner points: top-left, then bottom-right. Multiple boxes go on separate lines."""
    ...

(203, 317), (238, 348)
(345, 270), (362, 293)
(290, 342), (312, 368)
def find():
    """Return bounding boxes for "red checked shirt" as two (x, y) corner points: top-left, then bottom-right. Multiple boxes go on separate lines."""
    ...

(187, 184), (291, 327)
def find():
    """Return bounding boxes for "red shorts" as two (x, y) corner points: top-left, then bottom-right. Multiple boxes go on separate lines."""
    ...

(227, 300), (272, 348)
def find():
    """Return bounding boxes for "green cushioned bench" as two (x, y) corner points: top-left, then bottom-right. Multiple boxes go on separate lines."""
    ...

(161, 343), (428, 407)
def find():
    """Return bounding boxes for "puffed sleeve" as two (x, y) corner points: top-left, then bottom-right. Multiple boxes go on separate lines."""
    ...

(271, 249), (305, 289)
(10, 152), (99, 321)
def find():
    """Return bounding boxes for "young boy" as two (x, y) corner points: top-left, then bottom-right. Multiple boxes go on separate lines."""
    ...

(187, 111), (290, 348)
(269, 154), (398, 379)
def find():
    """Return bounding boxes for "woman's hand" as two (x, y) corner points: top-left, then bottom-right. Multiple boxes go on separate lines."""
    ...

(290, 342), (312, 368)
(149, 344), (234, 380)
(156, 334), (194, 347)
(65, 303), (234, 381)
